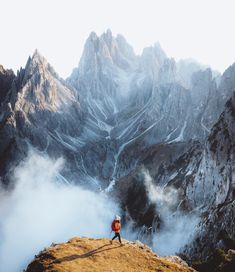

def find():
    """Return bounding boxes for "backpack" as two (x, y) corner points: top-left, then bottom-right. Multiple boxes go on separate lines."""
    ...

(111, 220), (120, 232)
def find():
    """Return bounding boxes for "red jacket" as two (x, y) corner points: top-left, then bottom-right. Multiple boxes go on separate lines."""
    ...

(111, 220), (121, 233)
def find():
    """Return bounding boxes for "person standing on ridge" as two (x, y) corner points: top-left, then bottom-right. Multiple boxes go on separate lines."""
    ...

(111, 215), (122, 244)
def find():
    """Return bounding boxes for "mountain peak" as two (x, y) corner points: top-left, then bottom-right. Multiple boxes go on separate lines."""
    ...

(139, 42), (168, 76)
(0, 64), (5, 73)
(87, 31), (98, 41)
(32, 48), (40, 56)
(24, 50), (59, 81)
(25, 237), (195, 272)
(0, 64), (14, 76)
(10, 49), (77, 114)
(106, 28), (112, 35)
(32, 49), (44, 61)
(142, 41), (167, 60)
(77, 30), (136, 77)
(100, 28), (113, 42)
(154, 41), (162, 50)
(29, 49), (48, 68)
(0, 64), (15, 103)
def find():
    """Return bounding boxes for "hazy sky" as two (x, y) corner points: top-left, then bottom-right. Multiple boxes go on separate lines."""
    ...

(1, 0), (235, 78)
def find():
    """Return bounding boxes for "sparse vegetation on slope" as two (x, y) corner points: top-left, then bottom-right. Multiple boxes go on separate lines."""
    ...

(25, 237), (196, 272)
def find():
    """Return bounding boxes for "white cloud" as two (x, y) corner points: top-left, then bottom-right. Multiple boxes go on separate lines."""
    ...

(0, 151), (119, 272)
(141, 167), (199, 256)
(0, 151), (200, 271)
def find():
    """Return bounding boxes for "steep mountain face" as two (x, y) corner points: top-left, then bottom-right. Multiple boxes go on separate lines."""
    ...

(0, 51), (83, 184)
(0, 65), (15, 104)
(181, 90), (235, 262)
(164, 65), (235, 217)
(117, 82), (235, 265)
(175, 59), (221, 89)
(69, 30), (136, 113)
(67, 30), (229, 187)
(176, 59), (206, 89)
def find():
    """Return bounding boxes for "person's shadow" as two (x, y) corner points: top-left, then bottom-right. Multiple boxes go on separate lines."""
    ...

(52, 243), (122, 264)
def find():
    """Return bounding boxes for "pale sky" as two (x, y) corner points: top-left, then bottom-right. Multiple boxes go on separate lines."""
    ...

(1, 0), (235, 78)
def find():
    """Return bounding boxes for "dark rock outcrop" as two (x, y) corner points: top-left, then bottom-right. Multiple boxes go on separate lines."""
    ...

(0, 64), (15, 104)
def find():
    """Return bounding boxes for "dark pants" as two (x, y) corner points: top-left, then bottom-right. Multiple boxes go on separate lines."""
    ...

(112, 232), (122, 243)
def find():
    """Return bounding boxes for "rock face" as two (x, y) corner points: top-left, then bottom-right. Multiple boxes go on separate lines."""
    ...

(0, 31), (229, 187)
(181, 90), (235, 262)
(67, 30), (232, 187)
(0, 50), (83, 184)
(0, 64), (15, 104)
(25, 237), (195, 272)
(115, 91), (235, 252)
(118, 90), (235, 266)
